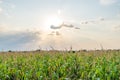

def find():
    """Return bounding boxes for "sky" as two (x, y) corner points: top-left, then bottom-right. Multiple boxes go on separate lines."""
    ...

(0, 0), (120, 51)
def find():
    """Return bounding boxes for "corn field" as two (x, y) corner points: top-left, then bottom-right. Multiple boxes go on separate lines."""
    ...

(0, 50), (120, 80)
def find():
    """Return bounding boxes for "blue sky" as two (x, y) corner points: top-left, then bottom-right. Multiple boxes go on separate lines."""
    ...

(0, 0), (120, 50)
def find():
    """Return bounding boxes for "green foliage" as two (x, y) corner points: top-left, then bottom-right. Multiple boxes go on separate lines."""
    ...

(0, 50), (120, 80)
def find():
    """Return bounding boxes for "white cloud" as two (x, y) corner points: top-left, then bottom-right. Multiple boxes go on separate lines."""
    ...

(100, 0), (118, 5)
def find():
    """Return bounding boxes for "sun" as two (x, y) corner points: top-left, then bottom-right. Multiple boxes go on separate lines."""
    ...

(45, 16), (63, 27)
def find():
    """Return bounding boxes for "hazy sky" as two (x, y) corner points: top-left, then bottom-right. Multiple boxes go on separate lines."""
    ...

(0, 0), (120, 50)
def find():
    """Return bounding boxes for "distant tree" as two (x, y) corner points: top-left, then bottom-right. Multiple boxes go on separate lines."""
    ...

(8, 50), (12, 52)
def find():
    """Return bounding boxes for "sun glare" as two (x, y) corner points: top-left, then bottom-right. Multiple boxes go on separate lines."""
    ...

(44, 15), (63, 29)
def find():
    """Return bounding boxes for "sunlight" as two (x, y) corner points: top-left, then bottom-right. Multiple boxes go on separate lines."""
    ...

(45, 16), (63, 27)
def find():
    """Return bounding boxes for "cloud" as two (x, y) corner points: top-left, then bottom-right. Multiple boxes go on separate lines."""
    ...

(50, 23), (80, 30)
(99, 0), (118, 5)
(0, 0), (16, 17)
(80, 17), (105, 25)
(49, 23), (80, 36)
(74, 27), (80, 29)
(50, 25), (62, 29)
(48, 31), (61, 36)
(99, 17), (105, 21)
(0, 31), (41, 50)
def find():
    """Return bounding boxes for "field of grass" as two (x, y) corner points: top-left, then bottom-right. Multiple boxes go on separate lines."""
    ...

(0, 50), (120, 80)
